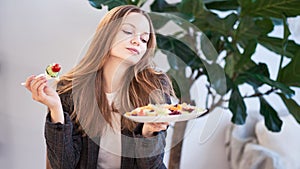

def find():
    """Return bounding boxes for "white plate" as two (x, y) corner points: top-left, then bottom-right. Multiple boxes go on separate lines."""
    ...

(124, 109), (208, 123)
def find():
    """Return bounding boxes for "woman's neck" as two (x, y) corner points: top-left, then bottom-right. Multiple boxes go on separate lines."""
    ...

(103, 57), (131, 93)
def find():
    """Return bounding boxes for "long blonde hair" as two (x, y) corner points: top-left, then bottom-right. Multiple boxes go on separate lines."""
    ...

(57, 5), (174, 137)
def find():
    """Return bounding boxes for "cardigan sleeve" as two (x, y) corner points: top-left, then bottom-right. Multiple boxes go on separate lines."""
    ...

(130, 85), (171, 169)
(133, 124), (167, 169)
(44, 90), (83, 169)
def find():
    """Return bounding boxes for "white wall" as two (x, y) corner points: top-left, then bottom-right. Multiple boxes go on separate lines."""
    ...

(0, 1), (106, 168)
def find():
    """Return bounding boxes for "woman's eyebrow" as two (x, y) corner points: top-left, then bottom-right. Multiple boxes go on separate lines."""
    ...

(122, 23), (150, 34)
(122, 23), (135, 28)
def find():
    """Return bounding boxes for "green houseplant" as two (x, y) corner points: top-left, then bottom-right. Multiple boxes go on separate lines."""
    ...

(89, 0), (300, 168)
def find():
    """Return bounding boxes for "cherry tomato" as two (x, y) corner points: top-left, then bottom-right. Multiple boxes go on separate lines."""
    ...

(51, 63), (61, 72)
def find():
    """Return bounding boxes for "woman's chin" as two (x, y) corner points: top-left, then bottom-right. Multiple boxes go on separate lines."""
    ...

(123, 56), (142, 65)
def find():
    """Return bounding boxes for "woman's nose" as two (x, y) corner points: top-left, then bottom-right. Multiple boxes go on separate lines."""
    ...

(130, 34), (140, 46)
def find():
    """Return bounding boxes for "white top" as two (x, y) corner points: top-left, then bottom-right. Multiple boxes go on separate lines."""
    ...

(97, 92), (122, 169)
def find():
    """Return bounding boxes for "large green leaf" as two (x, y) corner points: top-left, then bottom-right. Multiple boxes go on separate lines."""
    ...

(205, 0), (239, 11)
(206, 63), (227, 95)
(235, 17), (273, 48)
(88, 0), (127, 10)
(282, 15), (291, 50)
(203, 0), (229, 3)
(149, 12), (196, 32)
(277, 15), (291, 77)
(178, 0), (205, 17)
(150, 0), (179, 12)
(200, 32), (220, 61)
(225, 74), (235, 93)
(156, 34), (204, 70)
(225, 40), (257, 78)
(151, 1), (198, 22)
(157, 33), (227, 95)
(223, 13), (238, 32)
(247, 63), (270, 76)
(193, 13), (239, 39)
(235, 40), (257, 72)
(278, 93), (300, 123)
(243, 73), (295, 98)
(179, 0), (236, 36)
(89, 0), (148, 9)
(212, 13), (238, 36)
(193, 12), (223, 34)
(193, 11), (238, 36)
(277, 51), (300, 87)
(168, 73), (182, 99)
(240, 16), (274, 37)
(239, 0), (300, 18)
(225, 53), (238, 78)
(258, 36), (300, 58)
(167, 59), (193, 101)
(229, 86), (247, 124)
(235, 62), (295, 99)
(235, 63), (270, 87)
(149, 12), (173, 30)
(178, 0), (237, 38)
(259, 97), (283, 132)
(205, 32), (224, 53)
(149, 12), (221, 64)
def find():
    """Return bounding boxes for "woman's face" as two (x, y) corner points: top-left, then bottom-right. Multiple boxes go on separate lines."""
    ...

(110, 12), (151, 65)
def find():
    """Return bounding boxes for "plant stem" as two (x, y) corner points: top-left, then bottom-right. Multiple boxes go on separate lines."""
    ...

(278, 16), (289, 80)
(243, 88), (276, 98)
(205, 84), (212, 109)
(209, 96), (224, 112)
(278, 55), (284, 80)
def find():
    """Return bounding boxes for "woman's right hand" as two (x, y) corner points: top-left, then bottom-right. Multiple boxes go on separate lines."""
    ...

(24, 75), (64, 123)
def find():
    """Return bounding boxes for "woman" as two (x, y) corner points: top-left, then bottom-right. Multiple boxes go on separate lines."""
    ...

(24, 5), (175, 169)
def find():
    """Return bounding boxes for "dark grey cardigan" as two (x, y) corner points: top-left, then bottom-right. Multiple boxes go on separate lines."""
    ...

(44, 90), (167, 169)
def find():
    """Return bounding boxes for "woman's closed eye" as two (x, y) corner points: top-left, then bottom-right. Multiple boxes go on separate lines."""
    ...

(140, 34), (149, 43)
(141, 38), (148, 43)
(122, 30), (133, 35)
(122, 28), (149, 43)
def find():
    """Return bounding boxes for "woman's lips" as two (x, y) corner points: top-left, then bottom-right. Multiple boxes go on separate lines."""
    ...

(127, 48), (139, 55)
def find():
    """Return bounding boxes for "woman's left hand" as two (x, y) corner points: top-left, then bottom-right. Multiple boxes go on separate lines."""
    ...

(142, 122), (169, 138)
